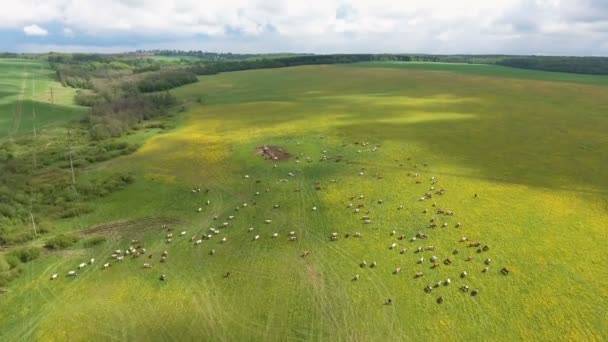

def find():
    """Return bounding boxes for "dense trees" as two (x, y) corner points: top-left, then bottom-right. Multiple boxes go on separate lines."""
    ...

(137, 70), (198, 92)
(189, 54), (413, 75)
(88, 85), (177, 139)
(496, 56), (608, 75)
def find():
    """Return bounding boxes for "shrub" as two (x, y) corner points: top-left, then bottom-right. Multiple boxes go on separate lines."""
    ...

(0, 203), (17, 218)
(44, 234), (80, 250)
(4, 255), (20, 269)
(0, 255), (10, 272)
(0, 230), (35, 245)
(9, 246), (41, 263)
(83, 236), (107, 248)
(59, 204), (93, 219)
(0, 268), (22, 287)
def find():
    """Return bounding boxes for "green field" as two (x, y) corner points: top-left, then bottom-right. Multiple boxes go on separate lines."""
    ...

(1, 62), (607, 341)
(0, 59), (84, 138)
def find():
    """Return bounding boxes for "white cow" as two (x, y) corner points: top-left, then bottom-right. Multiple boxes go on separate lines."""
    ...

(51, 274), (58, 280)
(67, 271), (77, 277)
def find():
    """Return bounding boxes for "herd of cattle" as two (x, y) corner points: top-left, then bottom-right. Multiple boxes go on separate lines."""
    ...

(49, 140), (508, 304)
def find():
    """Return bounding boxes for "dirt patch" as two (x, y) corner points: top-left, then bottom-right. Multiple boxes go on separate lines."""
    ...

(44, 249), (88, 258)
(305, 263), (325, 290)
(256, 145), (289, 161)
(82, 217), (181, 235)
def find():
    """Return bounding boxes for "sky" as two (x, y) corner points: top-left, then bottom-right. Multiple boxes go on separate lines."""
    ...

(1, 0), (607, 55)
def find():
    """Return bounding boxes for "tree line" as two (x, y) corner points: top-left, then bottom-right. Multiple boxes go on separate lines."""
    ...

(188, 54), (413, 75)
(496, 56), (608, 75)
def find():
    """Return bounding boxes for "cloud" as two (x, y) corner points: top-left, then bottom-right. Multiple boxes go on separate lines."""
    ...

(23, 24), (48, 36)
(1, 0), (607, 55)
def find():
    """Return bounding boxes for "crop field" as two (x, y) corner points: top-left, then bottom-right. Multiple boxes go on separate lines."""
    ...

(0, 59), (83, 138)
(1, 62), (607, 341)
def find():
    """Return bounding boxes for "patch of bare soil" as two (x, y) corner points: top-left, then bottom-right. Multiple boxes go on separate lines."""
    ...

(256, 145), (289, 161)
(82, 217), (181, 235)
(306, 263), (325, 290)
(45, 249), (88, 257)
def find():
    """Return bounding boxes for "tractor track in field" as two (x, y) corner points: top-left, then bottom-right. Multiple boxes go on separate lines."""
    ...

(9, 70), (27, 138)
(82, 217), (183, 235)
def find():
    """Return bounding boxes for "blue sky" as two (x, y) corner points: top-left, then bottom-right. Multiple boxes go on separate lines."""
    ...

(1, 0), (607, 55)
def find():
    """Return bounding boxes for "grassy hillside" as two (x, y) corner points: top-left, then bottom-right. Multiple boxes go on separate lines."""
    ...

(1, 63), (607, 341)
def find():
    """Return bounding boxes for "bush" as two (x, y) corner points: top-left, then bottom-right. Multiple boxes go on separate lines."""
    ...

(0, 203), (17, 218)
(4, 255), (20, 269)
(83, 236), (107, 248)
(137, 70), (198, 92)
(0, 255), (10, 272)
(59, 204), (93, 219)
(0, 229), (35, 246)
(74, 90), (100, 107)
(9, 246), (41, 263)
(44, 234), (80, 250)
(0, 267), (22, 287)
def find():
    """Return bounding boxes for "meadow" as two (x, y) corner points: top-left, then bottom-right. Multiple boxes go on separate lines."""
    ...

(1, 61), (607, 341)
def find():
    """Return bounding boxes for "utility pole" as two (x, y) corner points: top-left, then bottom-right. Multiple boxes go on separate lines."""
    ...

(67, 128), (76, 185)
(30, 212), (37, 236)
(69, 150), (76, 185)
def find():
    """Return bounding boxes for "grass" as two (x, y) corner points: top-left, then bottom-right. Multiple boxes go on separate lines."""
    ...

(353, 61), (608, 86)
(1, 63), (607, 341)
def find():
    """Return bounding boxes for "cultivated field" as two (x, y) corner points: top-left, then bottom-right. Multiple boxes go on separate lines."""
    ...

(1, 62), (607, 341)
(0, 59), (82, 138)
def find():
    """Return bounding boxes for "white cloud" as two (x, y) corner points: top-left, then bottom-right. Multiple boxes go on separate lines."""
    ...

(23, 24), (48, 36)
(2, 0), (608, 54)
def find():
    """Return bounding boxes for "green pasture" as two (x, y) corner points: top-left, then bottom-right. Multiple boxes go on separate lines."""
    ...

(1, 63), (607, 341)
